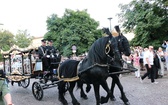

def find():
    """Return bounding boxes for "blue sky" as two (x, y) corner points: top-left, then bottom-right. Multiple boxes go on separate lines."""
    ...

(0, 0), (132, 37)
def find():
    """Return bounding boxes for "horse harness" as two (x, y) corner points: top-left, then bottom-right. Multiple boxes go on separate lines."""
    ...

(78, 40), (117, 75)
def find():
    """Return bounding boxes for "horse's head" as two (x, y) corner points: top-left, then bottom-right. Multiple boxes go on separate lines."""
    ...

(87, 28), (122, 67)
(113, 25), (131, 56)
(115, 34), (131, 56)
(101, 27), (121, 62)
(104, 34), (122, 68)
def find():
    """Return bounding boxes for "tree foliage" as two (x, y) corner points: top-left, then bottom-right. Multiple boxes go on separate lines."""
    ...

(45, 9), (102, 56)
(118, 0), (168, 48)
(0, 30), (33, 61)
(15, 30), (33, 48)
(0, 30), (15, 51)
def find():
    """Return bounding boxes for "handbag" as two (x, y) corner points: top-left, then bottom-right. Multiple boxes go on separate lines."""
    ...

(160, 56), (165, 62)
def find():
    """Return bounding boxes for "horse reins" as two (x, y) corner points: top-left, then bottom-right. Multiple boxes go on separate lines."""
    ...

(78, 62), (109, 75)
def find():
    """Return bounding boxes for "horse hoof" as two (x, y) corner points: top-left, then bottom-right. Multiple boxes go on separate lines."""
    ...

(100, 96), (108, 104)
(62, 101), (68, 105)
(124, 101), (130, 105)
(120, 97), (129, 105)
(63, 103), (68, 105)
(110, 97), (116, 101)
(72, 102), (80, 105)
(59, 98), (68, 105)
(81, 95), (88, 99)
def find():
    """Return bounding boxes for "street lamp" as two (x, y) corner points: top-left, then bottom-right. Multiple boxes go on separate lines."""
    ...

(107, 17), (112, 31)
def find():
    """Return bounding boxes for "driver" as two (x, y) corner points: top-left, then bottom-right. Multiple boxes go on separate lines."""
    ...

(46, 40), (58, 74)
(47, 40), (57, 58)
(38, 39), (50, 71)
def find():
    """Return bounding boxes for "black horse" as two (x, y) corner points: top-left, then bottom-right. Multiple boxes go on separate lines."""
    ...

(103, 26), (131, 105)
(57, 35), (122, 105)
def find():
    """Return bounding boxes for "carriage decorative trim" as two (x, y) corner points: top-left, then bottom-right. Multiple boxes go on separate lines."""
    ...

(6, 75), (30, 81)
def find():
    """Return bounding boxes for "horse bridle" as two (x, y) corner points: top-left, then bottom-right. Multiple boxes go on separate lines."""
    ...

(105, 40), (121, 62)
(117, 33), (127, 55)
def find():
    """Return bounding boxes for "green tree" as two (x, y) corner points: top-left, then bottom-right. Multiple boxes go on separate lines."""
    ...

(15, 30), (33, 48)
(118, 0), (168, 48)
(45, 9), (102, 56)
(0, 30), (15, 51)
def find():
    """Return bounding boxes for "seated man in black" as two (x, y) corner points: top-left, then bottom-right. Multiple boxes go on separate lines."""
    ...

(47, 40), (58, 73)
(47, 40), (57, 58)
(38, 39), (50, 71)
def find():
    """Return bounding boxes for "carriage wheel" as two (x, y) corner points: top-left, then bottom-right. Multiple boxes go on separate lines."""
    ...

(21, 78), (30, 88)
(32, 82), (43, 100)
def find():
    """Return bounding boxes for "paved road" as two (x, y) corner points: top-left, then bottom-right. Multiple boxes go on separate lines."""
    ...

(10, 71), (168, 105)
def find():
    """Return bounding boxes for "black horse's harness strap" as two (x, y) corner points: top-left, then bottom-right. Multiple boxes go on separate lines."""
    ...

(78, 61), (109, 75)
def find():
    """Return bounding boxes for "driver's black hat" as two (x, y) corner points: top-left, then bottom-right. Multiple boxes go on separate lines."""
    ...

(41, 39), (46, 43)
(48, 40), (53, 43)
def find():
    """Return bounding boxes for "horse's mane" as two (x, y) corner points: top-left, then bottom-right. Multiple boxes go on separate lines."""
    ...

(87, 36), (116, 64)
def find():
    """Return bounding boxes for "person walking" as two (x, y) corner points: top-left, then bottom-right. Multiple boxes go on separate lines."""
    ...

(0, 70), (14, 105)
(139, 48), (145, 70)
(153, 50), (160, 79)
(140, 46), (158, 84)
(157, 47), (165, 78)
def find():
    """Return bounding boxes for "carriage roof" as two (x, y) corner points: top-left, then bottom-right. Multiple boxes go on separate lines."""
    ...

(1, 45), (37, 57)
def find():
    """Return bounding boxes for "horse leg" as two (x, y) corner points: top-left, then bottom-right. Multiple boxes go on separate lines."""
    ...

(100, 80), (111, 104)
(86, 83), (91, 93)
(68, 82), (80, 105)
(58, 81), (68, 105)
(110, 75), (116, 101)
(114, 75), (130, 105)
(77, 81), (88, 99)
(93, 83), (100, 105)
